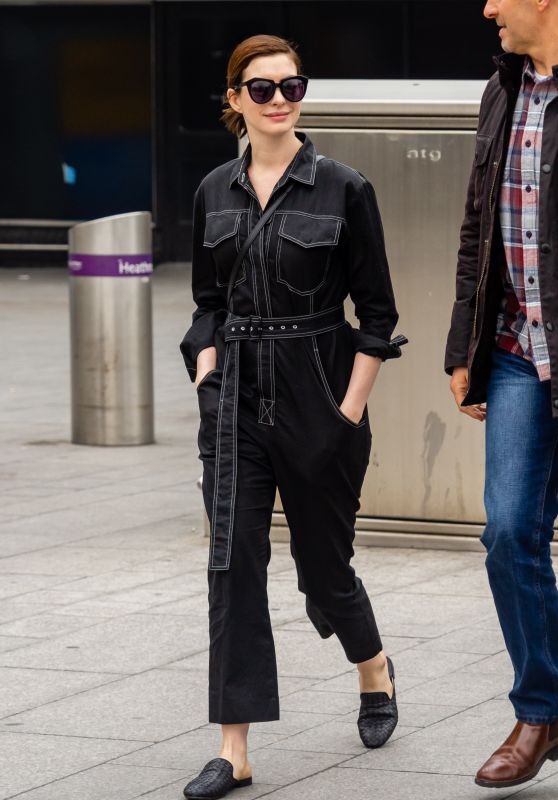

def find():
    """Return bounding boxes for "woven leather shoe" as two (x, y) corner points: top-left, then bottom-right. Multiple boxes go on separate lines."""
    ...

(357, 655), (398, 748)
(475, 720), (558, 788)
(183, 758), (252, 799)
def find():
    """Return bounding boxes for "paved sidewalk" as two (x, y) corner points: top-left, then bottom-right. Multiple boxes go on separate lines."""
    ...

(0, 265), (556, 800)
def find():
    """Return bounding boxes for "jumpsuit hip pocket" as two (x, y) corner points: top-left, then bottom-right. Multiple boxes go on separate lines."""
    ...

(309, 337), (367, 429)
(203, 210), (246, 288)
(197, 368), (223, 460)
(275, 212), (342, 295)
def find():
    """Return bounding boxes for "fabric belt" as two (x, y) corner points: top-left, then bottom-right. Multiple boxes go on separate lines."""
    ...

(209, 304), (346, 570)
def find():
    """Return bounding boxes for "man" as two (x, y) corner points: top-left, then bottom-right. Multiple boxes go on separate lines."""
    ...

(445, 0), (558, 789)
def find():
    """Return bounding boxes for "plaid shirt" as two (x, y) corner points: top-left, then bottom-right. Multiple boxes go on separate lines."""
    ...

(495, 58), (558, 381)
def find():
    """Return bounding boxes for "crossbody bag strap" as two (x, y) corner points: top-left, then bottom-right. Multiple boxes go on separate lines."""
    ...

(226, 183), (294, 311)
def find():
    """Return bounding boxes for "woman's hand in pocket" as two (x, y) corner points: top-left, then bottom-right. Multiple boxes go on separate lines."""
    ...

(339, 397), (366, 425)
(339, 352), (382, 423)
(195, 346), (217, 389)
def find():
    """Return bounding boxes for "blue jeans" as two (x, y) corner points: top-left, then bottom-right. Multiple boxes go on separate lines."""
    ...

(482, 347), (558, 724)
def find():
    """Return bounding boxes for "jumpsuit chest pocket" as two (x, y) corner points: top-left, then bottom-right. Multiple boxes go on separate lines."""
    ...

(275, 212), (342, 295)
(204, 210), (246, 288)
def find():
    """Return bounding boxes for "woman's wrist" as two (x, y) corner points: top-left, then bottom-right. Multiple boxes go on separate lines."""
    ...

(340, 353), (381, 421)
(339, 395), (366, 424)
(195, 346), (217, 385)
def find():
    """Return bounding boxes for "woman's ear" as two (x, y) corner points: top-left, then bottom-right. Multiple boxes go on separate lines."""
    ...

(227, 87), (242, 114)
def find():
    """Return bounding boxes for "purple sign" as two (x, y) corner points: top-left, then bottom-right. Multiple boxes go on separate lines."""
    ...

(68, 253), (153, 278)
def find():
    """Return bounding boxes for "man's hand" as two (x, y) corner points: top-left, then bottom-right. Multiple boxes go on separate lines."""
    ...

(450, 367), (486, 422)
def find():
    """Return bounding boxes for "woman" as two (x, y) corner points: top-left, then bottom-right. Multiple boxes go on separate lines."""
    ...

(180, 34), (403, 800)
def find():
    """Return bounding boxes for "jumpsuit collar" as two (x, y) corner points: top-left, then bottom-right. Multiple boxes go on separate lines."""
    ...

(228, 131), (318, 190)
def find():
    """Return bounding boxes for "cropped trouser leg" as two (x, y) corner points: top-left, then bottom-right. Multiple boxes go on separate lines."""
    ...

(273, 407), (382, 664)
(200, 394), (279, 724)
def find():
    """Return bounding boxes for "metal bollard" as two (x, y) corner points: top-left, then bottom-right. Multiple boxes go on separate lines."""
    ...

(68, 211), (154, 446)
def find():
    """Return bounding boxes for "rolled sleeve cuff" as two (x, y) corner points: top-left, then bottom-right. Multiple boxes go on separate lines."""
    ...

(179, 309), (227, 382)
(352, 328), (402, 361)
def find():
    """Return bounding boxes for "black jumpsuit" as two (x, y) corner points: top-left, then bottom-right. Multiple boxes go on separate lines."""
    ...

(180, 132), (400, 724)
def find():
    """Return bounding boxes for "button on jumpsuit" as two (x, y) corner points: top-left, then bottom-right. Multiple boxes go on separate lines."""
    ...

(180, 133), (400, 724)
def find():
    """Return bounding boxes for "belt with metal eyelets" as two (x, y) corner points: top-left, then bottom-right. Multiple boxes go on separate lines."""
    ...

(208, 304), (346, 571)
(223, 305), (346, 342)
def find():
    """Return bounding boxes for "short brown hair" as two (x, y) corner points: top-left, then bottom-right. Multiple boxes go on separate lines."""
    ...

(221, 34), (302, 138)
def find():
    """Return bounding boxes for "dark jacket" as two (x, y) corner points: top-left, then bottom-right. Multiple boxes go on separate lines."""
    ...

(444, 53), (558, 415)
(180, 132), (399, 383)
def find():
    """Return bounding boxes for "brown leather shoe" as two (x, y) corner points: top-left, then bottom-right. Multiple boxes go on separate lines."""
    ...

(475, 720), (558, 788)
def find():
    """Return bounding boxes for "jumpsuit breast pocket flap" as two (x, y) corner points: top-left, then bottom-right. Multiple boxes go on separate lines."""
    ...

(276, 212), (342, 295)
(204, 210), (245, 288)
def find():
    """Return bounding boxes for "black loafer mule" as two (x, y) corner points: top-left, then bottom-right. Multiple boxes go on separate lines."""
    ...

(357, 655), (398, 748)
(183, 758), (252, 800)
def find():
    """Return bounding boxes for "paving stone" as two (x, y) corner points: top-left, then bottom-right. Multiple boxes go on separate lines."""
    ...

(0, 545), (175, 577)
(346, 706), (558, 780)
(280, 689), (360, 716)
(51, 599), (156, 619)
(369, 592), (495, 638)
(386, 646), (487, 679)
(0, 514), (21, 524)
(138, 593), (214, 617)
(86, 583), (201, 610)
(83, 470), (196, 497)
(3, 763), (187, 800)
(0, 635), (40, 653)
(252, 710), (337, 738)
(0, 612), (107, 638)
(50, 568), (204, 597)
(0, 489), (121, 519)
(247, 747), (351, 785)
(309, 669), (427, 695)
(0, 600), (59, 624)
(156, 652), (207, 672)
(7, 587), (104, 606)
(412, 625), (506, 655)
(0, 732), (146, 799)
(0, 573), (70, 600)
(265, 718), (417, 756)
(277, 676), (319, 696)
(398, 667), (509, 707)
(353, 549), (485, 591)
(455, 695), (520, 725)
(0, 667), (120, 718)
(273, 629), (364, 680)
(0, 527), (93, 558)
(113, 726), (285, 770)
(137, 777), (279, 800)
(461, 650), (514, 677)
(385, 702), (465, 728)
(259, 764), (530, 800)
(0, 613), (208, 673)
(513, 770), (558, 799)
(0, 669), (208, 741)
(396, 568), (492, 597)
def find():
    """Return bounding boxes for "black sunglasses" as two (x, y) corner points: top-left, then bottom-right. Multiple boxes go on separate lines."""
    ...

(232, 75), (309, 105)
